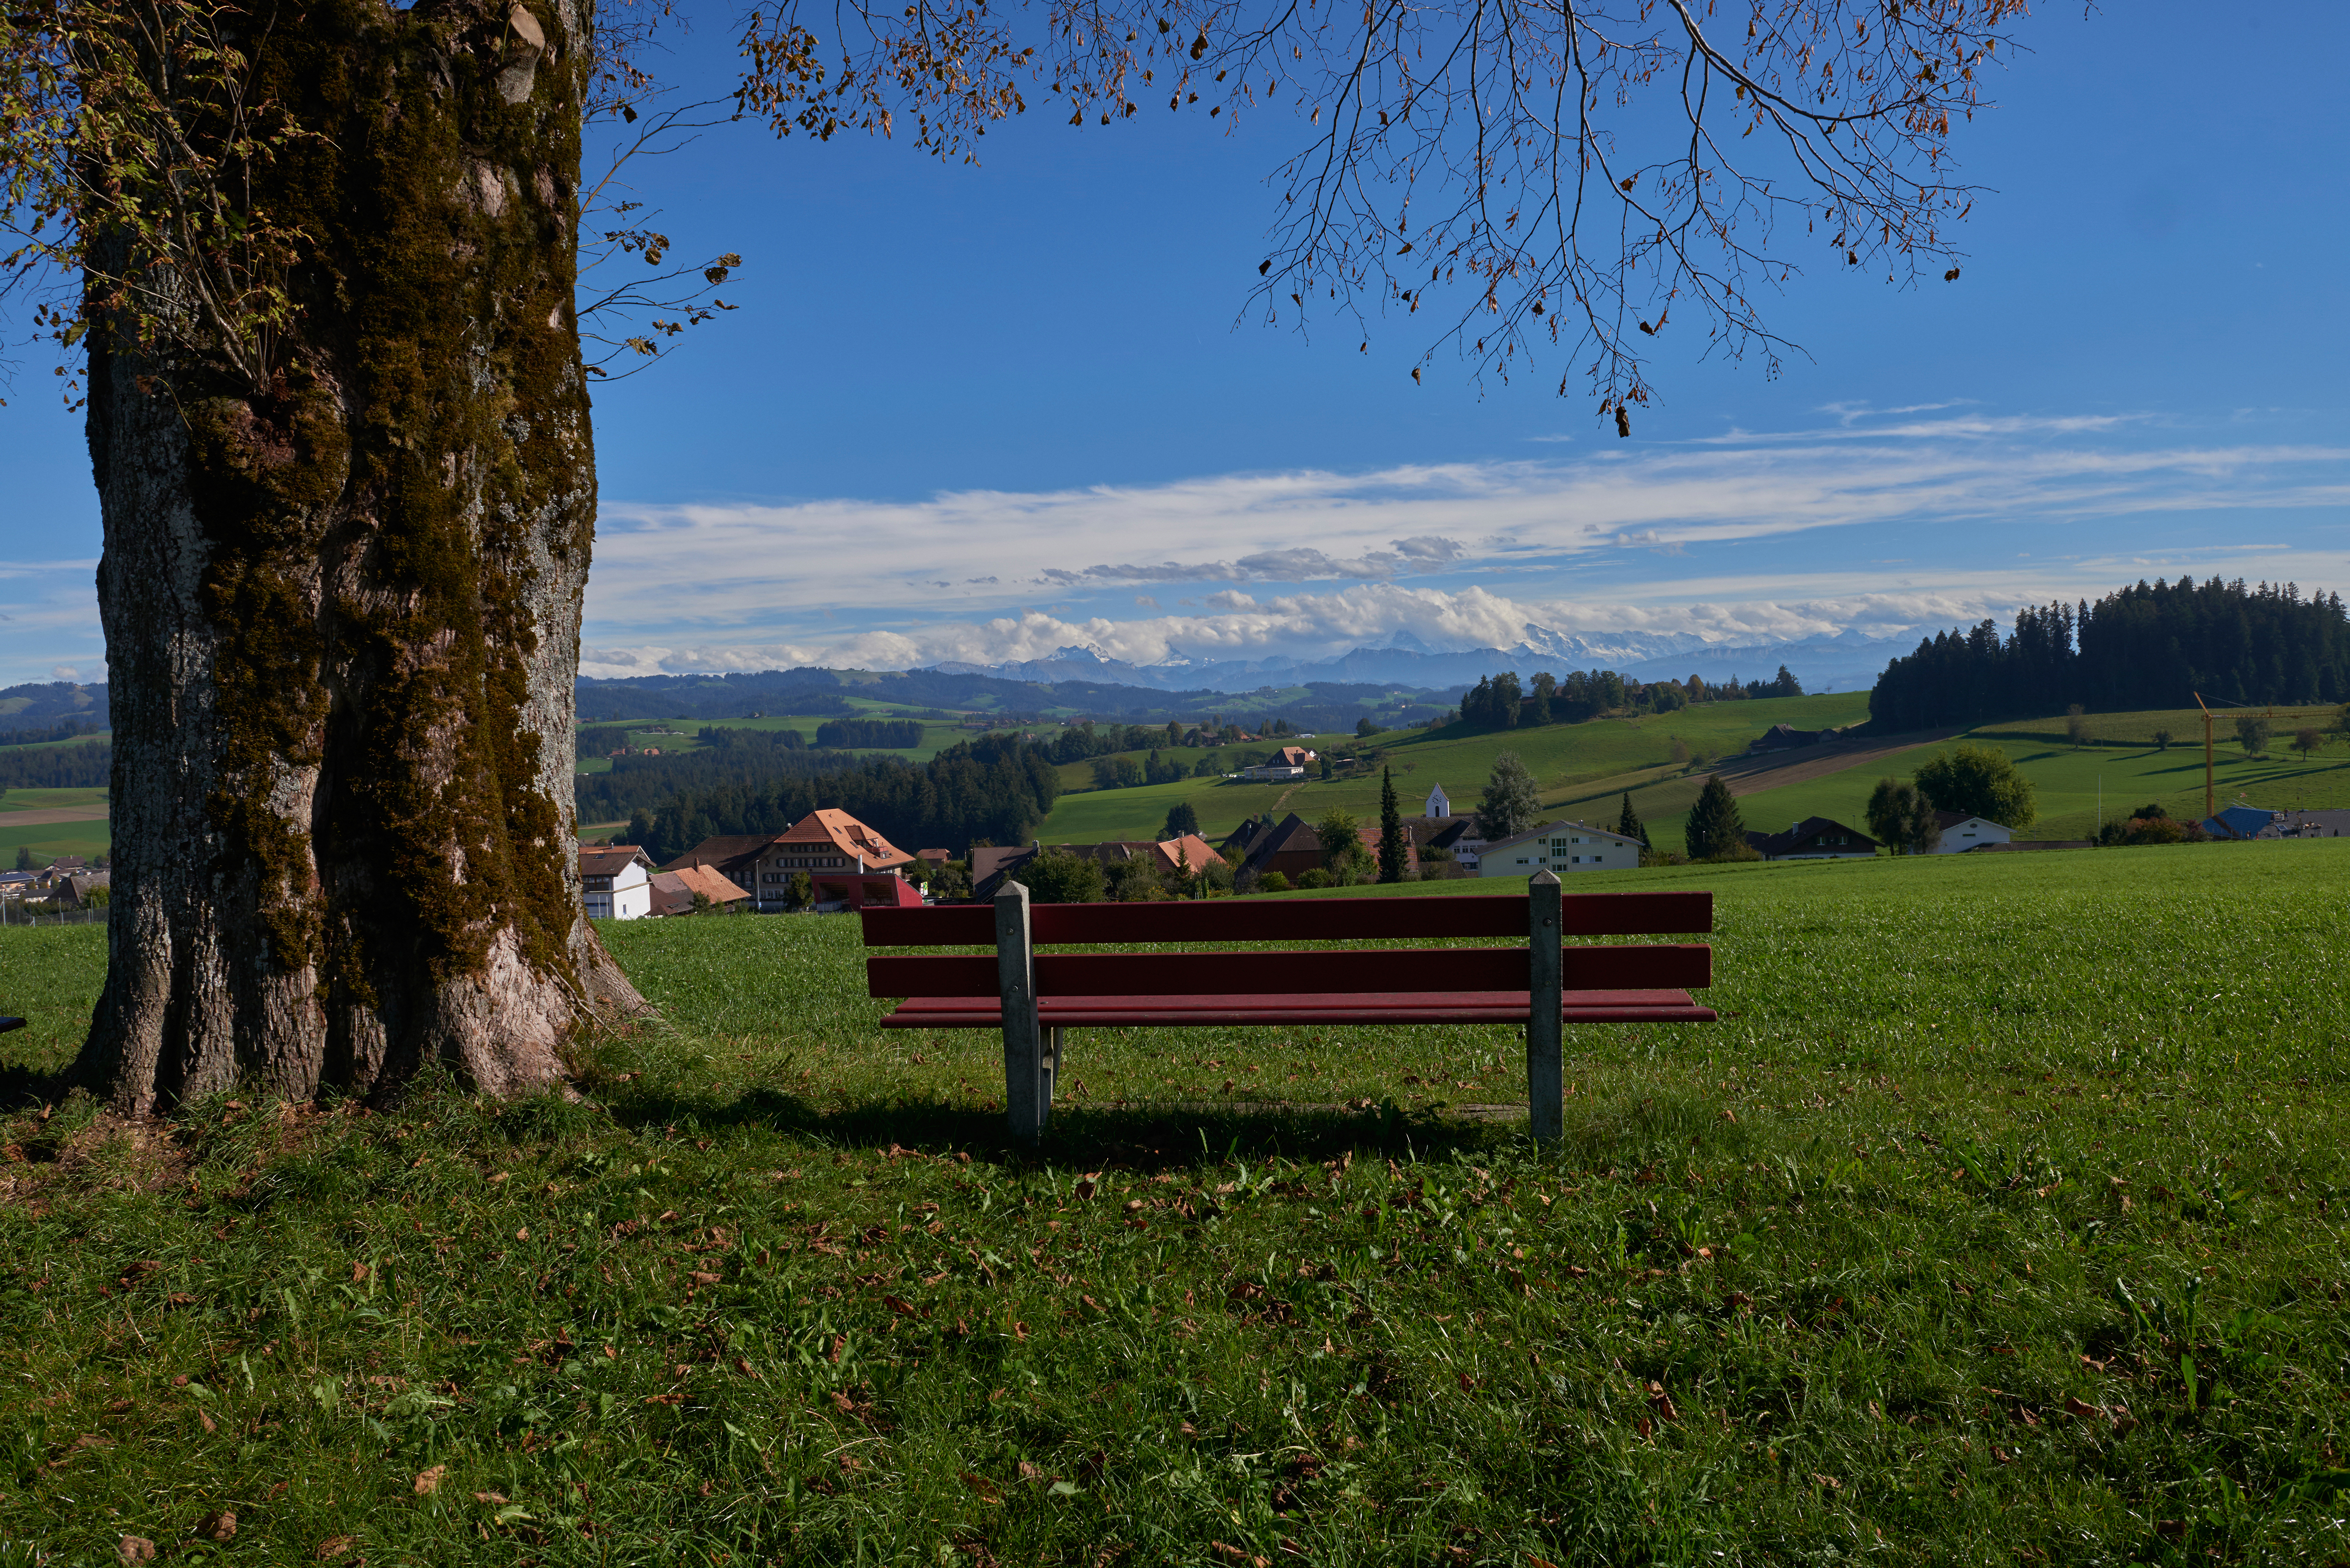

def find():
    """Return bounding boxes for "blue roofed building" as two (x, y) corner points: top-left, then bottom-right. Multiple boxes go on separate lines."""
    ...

(2201, 804), (2280, 840)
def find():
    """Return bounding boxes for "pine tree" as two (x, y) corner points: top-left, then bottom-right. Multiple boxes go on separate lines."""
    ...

(1378, 766), (1408, 883)
(1616, 791), (1650, 850)
(1683, 774), (1747, 860)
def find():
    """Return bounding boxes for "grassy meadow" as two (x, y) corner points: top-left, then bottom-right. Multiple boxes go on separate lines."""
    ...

(1029, 694), (2350, 858)
(1718, 736), (2350, 849)
(1032, 695), (1872, 846)
(3, 843), (2348, 1564)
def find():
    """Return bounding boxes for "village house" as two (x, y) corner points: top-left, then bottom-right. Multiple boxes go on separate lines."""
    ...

(647, 863), (752, 917)
(1931, 810), (2012, 852)
(969, 835), (1226, 902)
(1223, 814), (1327, 883)
(1749, 724), (1825, 753)
(661, 809), (919, 912)
(1746, 817), (1878, 860)
(1157, 834), (1224, 880)
(579, 845), (656, 920)
(53, 870), (110, 909)
(2202, 804), (2282, 840)
(748, 809), (915, 911)
(1478, 821), (1643, 877)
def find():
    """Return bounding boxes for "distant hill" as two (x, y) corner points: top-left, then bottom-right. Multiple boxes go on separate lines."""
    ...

(928, 624), (1910, 696)
(0, 681), (109, 743)
(573, 666), (1464, 726)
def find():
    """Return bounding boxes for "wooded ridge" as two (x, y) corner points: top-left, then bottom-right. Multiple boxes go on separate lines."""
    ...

(1869, 578), (2350, 729)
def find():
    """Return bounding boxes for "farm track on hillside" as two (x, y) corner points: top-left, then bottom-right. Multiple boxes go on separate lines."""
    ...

(1711, 725), (1966, 795)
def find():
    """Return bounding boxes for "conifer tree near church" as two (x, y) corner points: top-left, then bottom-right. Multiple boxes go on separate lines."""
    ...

(1378, 767), (1408, 884)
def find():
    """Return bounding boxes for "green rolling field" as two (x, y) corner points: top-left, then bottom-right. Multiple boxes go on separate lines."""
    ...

(1031, 695), (1874, 845)
(1685, 735), (2350, 850)
(1035, 693), (2349, 857)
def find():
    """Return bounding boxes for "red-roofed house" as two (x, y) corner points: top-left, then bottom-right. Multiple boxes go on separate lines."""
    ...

(749, 809), (915, 911)
(649, 863), (753, 917)
(1154, 834), (1223, 879)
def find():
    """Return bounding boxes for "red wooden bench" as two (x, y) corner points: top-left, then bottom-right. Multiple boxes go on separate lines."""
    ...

(861, 871), (1714, 1142)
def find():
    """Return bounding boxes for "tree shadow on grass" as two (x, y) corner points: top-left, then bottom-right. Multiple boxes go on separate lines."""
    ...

(592, 1080), (1516, 1172)
(0, 1052), (84, 1115)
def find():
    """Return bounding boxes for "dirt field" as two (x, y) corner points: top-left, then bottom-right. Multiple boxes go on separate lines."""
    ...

(0, 805), (110, 829)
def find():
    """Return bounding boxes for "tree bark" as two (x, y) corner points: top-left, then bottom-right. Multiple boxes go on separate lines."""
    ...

(80, 0), (645, 1113)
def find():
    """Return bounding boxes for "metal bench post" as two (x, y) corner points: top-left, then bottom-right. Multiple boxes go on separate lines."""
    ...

(994, 882), (1048, 1142)
(1526, 871), (1564, 1145)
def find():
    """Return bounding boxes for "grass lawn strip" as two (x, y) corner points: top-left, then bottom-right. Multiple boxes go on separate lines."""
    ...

(2, 843), (2346, 1562)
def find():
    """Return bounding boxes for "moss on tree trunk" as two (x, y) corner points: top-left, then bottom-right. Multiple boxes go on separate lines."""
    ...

(81, 0), (645, 1112)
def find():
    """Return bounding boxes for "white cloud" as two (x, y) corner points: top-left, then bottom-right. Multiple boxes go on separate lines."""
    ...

(50, 665), (77, 680)
(586, 409), (2350, 652)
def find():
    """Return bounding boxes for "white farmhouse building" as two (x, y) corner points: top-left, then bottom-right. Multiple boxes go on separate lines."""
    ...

(1477, 820), (1643, 877)
(580, 844), (656, 920)
(1932, 811), (2013, 852)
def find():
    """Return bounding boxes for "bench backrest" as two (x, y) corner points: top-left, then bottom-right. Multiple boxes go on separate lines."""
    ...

(861, 890), (1710, 947)
(863, 890), (1713, 1001)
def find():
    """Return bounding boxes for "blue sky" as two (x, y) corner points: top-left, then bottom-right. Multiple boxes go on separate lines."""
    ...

(3, 0), (2346, 688)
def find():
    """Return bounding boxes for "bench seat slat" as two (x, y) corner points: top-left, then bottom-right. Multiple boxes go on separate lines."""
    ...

(861, 891), (1711, 948)
(868, 944), (1710, 1001)
(878, 989), (1715, 1029)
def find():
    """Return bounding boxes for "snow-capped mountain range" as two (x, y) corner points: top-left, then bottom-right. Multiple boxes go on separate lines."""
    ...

(930, 625), (1915, 695)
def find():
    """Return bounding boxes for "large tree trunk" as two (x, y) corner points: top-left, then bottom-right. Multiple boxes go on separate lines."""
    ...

(80, 0), (645, 1113)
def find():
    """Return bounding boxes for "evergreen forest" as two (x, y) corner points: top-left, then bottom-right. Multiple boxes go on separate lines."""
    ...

(1868, 577), (2350, 729)
(1457, 665), (1803, 729)
(609, 734), (1062, 863)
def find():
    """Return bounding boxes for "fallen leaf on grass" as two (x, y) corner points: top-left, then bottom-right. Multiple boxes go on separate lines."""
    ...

(1647, 1383), (1679, 1421)
(2061, 1396), (2102, 1421)
(351, 1261), (369, 1282)
(413, 1466), (447, 1495)
(1018, 1461), (1044, 1483)
(472, 1491), (508, 1505)
(118, 1538), (156, 1565)
(315, 1536), (357, 1561)
(960, 1469), (1004, 1503)
(1810, 1474), (1840, 1491)
(196, 1511), (236, 1542)
(882, 1294), (919, 1317)
(689, 1271), (721, 1287)
(1990, 1446), (2012, 1465)
(197, 1409), (216, 1433)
